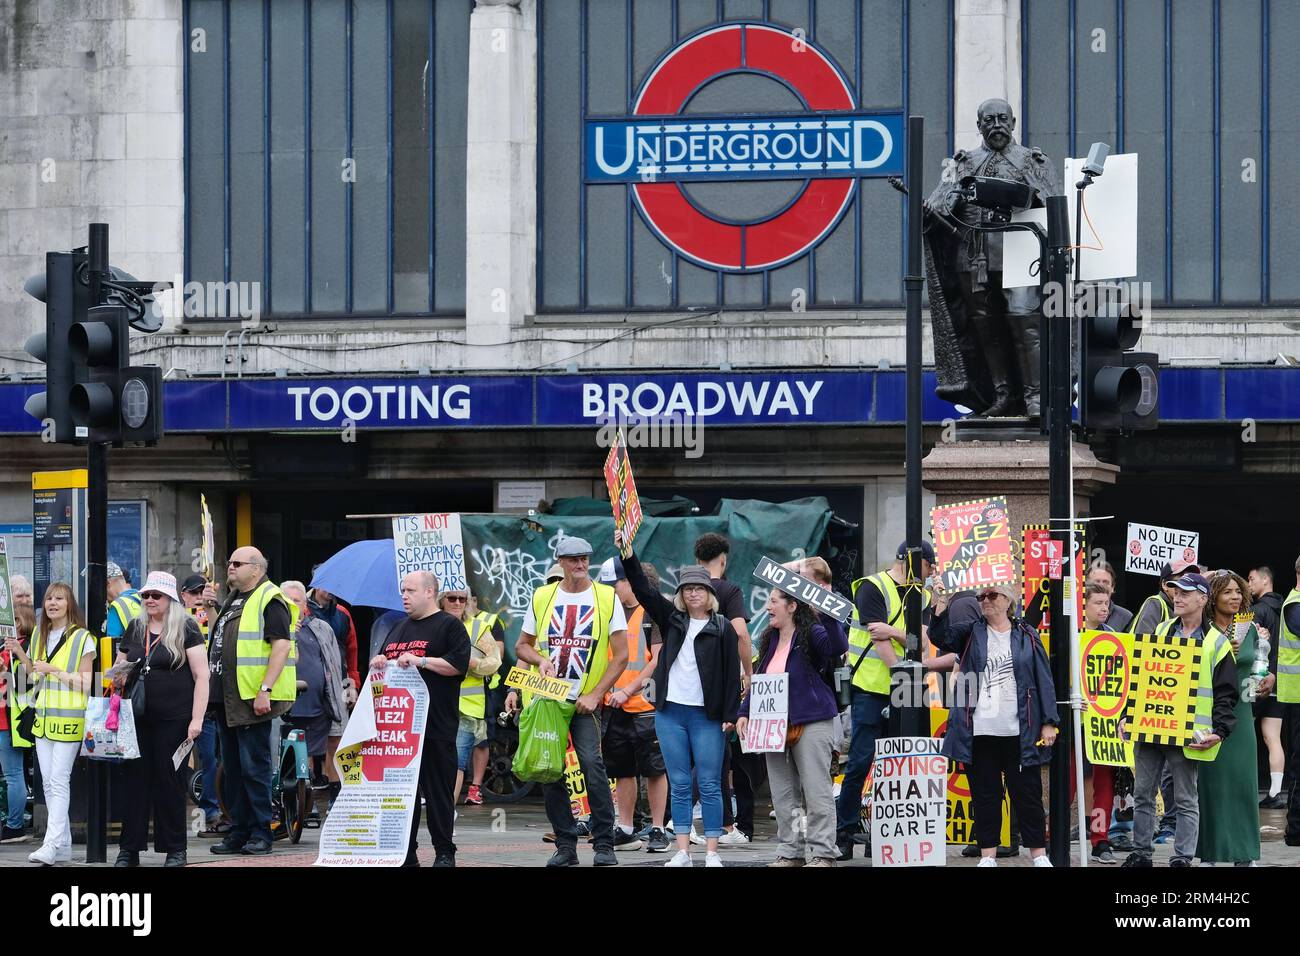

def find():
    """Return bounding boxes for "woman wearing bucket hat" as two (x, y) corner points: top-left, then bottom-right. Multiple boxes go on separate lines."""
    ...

(618, 531), (741, 868)
(112, 571), (209, 867)
(930, 581), (1059, 868)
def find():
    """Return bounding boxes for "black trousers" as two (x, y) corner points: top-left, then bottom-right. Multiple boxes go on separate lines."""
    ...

(120, 716), (190, 853)
(970, 735), (1046, 850)
(1286, 703), (1300, 842)
(405, 738), (458, 864)
(727, 738), (766, 838)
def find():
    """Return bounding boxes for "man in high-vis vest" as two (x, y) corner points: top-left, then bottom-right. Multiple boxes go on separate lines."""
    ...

(1277, 556), (1300, 846)
(835, 540), (935, 861)
(103, 561), (142, 679)
(1132, 562), (1181, 635)
(207, 546), (296, 858)
(1123, 573), (1239, 868)
(516, 536), (628, 868)
(597, 556), (669, 854)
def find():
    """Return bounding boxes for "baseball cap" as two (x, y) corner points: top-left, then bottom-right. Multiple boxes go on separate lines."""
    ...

(555, 536), (593, 558)
(180, 574), (207, 594)
(1171, 573), (1210, 595)
(896, 541), (937, 564)
(598, 557), (626, 583)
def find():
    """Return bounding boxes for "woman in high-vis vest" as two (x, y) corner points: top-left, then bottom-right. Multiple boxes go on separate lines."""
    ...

(0, 604), (37, 843)
(440, 589), (503, 806)
(5, 583), (96, 866)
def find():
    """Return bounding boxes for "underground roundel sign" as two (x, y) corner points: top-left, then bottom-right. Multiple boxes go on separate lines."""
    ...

(585, 22), (905, 272)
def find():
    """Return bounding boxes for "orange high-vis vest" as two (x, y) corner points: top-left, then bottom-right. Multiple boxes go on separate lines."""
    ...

(605, 605), (654, 714)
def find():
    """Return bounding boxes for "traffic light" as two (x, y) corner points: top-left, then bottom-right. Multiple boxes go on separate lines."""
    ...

(22, 251), (88, 444)
(1078, 282), (1155, 432)
(69, 304), (129, 443)
(1121, 351), (1160, 431)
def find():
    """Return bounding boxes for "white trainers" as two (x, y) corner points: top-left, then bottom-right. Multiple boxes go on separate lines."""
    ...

(692, 802), (702, 820)
(717, 829), (750, 846)
(688, 827), (705, 846)
(976, 856), (998, 868)
(28, 844), (59, 866)
(664, 849), (692, 868)
(1032, 855), (1053, 868)
(705, 851), (724, 868)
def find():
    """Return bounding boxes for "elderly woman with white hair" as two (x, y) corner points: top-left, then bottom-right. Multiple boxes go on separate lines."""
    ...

(930, 581), (1059, 868)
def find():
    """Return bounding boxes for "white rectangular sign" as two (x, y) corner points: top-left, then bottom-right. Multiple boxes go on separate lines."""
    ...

(870, 736), (948, 868)
(497, 481), (547, 511)
(741, 672), (789, 754)
(392, 513), (467, 593)
(1124, 522), (1199, 576)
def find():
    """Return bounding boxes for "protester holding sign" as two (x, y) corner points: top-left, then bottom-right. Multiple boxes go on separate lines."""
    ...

(1123, 573), (1238, 868)
(621, 535), (738, 868)
(929, 582), (1058, 868)
(0, 604), (35, 843)
(369, 571), (471, 868)
(517, 536), (628, 867)
(837, 542), (934, 861)
(1196, 571), (1260, 865)
(738, 588), (847, 868)
(5, 583), (96, 866)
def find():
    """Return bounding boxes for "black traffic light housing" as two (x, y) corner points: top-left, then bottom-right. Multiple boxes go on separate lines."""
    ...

(22, 251), (89, 444)
(1121, 351), (1160, 431)
(69, 304), (130, 442)
(1079, 282), (1151, 433)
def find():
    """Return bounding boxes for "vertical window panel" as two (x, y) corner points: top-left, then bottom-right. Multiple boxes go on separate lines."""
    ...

(268, 0), (306, 315)
(228, 0), (265, 298)
(309, 0), (347, 313)
(187, 0), (226, 290)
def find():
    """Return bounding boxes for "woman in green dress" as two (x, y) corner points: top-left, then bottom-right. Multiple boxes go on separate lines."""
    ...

(1197, 570), (1260, 866)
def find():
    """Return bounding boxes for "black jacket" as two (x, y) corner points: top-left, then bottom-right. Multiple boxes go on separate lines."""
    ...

(623, 551), (741, 723)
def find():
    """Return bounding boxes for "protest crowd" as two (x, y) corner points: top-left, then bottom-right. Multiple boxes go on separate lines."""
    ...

(0, 513), (1298, 871)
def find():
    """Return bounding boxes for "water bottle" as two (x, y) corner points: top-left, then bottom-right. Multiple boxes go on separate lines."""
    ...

(1245, 634), (1270, 702)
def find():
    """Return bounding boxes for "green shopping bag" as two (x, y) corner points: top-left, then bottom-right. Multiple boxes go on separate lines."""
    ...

(512, 698), (575, 784)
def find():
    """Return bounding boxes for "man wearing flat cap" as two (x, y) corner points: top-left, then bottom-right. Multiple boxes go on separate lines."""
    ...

(516, 536), (629, 867)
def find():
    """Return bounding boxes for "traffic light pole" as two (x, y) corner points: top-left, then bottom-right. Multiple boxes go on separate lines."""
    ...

(85, 223), (109, 864)
(1044, 195), (1073, 866)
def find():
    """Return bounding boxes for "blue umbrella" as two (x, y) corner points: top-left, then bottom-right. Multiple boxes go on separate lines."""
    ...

(309, 539), (403, 611)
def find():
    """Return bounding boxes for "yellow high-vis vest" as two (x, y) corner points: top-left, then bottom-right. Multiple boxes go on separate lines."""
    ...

(1276, 589), (1300, 704)
(234, 581), (298, 701)
(848, 571), (930, 695)
(459, 611), (500, 720)
(522, 582), (617, 706)
(1154, 617), (1233, 761)
(30, 625), (96, 743)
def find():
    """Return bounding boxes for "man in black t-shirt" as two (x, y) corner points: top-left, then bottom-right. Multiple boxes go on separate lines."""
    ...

(369, 571), (470, 868)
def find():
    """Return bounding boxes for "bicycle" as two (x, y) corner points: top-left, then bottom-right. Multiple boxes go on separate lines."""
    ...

(191, 721), (315, 844)
(481, 706), (535, 803)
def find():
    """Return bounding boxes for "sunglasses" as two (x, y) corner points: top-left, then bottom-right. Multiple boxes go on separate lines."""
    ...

(140, 592), (168, 601)
(977, 592), (1003, 603)
(444, 595), (468, 603)
(227, 560), (255, 569)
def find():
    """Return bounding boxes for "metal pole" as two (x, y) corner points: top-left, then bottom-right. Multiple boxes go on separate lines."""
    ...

(85, 223), (109, 864)
(1070, 175), (1090, 866)
(897, 114), (926, 738)
(1044, 195), (1073, 866)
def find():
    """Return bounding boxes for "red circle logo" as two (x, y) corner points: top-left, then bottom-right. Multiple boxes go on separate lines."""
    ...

(1128, 540), (1142, 556)
(631, 24), (859, 271)
(1080, 632), (1129, 718)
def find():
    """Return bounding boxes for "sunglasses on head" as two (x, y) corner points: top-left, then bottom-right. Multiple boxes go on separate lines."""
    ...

(977, 591), (1003, 602)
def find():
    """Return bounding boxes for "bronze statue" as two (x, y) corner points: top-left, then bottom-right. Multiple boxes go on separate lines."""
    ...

(924, 99), (1060, 419)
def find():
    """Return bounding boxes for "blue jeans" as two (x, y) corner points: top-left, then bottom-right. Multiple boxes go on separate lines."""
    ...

(0, 730), (26, 830)
(655, 702), (725, 839)
(217, 719), (275, 845)
(197, 717), (221, 821)
(836, 690), (888, 835)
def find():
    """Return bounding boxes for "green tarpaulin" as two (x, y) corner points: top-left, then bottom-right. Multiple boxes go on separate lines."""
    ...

(462, 497), (833, 656)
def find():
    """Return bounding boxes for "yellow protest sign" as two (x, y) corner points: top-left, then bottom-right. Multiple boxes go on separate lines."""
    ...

(1126, 633), (1200, 747)
(564, 741), (616, 818)
(504, 666), (575, 702)
(928, 708), (1010, 846)
(1080, 629), (1135, 767)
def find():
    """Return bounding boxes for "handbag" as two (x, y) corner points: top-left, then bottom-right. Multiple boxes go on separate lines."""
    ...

(785, 724), (806, 748)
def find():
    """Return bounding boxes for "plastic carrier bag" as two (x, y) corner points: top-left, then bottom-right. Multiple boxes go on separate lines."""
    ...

(511, 698), (575, 784)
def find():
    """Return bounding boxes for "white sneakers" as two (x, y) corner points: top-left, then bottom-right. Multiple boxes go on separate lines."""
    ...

(688, 827), (705, 845)
(28, 844), (71, 866)
(1032, 855), (1053, 868)
(664, 849), (692, 867)
(705, 852), (724, 868)
(717, 829), (750, 845)
(977, 856), (998, 868)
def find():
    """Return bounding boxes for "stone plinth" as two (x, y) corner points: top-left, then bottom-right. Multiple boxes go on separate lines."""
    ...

(922, 438), (1118, 529)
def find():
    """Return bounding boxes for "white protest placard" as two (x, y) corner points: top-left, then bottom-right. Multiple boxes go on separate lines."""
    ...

(1125, 522), (1199, 576)
(752, 554), (852, 623)
(741, 672), (788, 753)
(317, 663), (428, 866)
(870, 736), (947, 867)
(392, 513), (467, 593)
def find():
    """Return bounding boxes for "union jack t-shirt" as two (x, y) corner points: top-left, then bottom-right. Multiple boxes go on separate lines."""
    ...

(522, 584), (628, 701)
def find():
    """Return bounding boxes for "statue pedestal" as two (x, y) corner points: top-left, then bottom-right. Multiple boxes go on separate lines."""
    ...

(922, 436), (1119, 530)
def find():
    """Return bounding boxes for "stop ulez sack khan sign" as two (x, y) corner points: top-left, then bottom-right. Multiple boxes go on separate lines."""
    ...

(1080, 629), (1136, 767)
